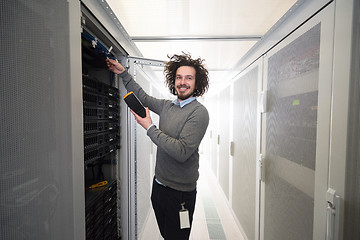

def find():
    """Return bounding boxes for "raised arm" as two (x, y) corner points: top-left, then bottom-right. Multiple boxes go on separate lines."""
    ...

(106, 58), (165, 115)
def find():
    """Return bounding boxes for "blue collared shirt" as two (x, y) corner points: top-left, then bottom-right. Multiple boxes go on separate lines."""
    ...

(172, 96), (196, 108)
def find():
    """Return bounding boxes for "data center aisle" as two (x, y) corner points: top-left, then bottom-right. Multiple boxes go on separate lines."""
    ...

(141, 156), (245, 240)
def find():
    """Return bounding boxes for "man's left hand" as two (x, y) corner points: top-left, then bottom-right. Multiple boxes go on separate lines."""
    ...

(130, 107), (153, 130)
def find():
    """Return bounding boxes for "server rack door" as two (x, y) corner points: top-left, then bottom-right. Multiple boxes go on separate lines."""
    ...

(260, 3), (335, 240)
(0, 0), (84, 239)
(231, 61), (262, 240)
(203, 96), (219, 177)
(217, 86), (231, 200)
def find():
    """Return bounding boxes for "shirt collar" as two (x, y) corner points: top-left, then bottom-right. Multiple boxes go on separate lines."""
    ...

(172, 96), (196, 108)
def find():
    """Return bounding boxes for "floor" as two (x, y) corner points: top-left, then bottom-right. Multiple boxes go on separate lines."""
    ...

(140, 158), (245, 240)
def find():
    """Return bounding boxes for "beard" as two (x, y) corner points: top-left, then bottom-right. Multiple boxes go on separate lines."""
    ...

(176, 85), (195, 100)
(177, 91), (194, 100)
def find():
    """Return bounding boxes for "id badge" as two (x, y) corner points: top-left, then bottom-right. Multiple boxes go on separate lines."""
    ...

(179, 202), (190, 229)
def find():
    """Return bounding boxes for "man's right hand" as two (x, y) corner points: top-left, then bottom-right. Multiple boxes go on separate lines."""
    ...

(106, 58), (125, 74)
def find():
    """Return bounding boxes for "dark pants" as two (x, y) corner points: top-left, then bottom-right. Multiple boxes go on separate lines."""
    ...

(151, 177), (197, 240)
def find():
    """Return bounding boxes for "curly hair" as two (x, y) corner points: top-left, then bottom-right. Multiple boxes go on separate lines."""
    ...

(164, 52), (209, 97)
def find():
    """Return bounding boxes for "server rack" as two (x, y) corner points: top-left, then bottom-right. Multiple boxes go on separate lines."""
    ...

(81, 15), (121, 240)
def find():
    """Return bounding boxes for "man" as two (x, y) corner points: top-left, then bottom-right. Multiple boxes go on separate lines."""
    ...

(106, 53), (209, 240)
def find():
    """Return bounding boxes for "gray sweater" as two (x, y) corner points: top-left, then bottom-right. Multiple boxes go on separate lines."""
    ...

(119, 71), (209, 191)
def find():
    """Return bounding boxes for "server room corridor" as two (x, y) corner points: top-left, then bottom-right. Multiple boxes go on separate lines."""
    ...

(2, 1), (359, 240)
(140, 155), (244, 240)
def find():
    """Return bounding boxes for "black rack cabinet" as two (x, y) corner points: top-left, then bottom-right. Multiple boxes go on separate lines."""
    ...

(82, 31), (120, 240)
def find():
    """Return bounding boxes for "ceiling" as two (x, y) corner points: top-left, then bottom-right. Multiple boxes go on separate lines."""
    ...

(106, 0), (298, 96)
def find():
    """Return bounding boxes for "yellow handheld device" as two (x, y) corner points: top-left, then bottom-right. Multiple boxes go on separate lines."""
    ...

(123, 92), (146, 118)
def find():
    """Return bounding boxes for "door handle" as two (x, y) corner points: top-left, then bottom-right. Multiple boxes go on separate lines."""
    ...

(326, 188), (340, 240)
